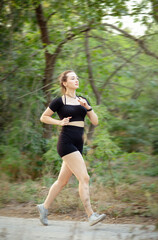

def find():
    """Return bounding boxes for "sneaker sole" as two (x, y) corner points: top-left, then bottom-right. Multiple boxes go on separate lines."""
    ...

(89, 214), (106, 226)
(36, 205), (48, 226)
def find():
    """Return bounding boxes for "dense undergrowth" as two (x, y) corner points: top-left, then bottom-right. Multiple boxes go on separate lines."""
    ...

(0, 150), (158, 222)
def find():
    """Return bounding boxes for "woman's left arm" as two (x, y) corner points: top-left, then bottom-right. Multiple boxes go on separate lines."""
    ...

(86, 109), (98, 126)
(78, 97), (98, 126)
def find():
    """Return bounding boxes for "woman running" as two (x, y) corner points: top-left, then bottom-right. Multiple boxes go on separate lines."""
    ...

(37, 70), (106, 226)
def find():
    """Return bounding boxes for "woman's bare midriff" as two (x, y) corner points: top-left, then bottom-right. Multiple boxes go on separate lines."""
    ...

(67, 121), (84, 128)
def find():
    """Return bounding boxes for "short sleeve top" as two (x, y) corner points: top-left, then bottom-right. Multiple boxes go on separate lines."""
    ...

(48, 96), (91, 122)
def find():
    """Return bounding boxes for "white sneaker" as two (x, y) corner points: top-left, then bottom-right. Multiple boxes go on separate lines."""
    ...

(89, 212), (106, 226)
(37, 204), (48, 226)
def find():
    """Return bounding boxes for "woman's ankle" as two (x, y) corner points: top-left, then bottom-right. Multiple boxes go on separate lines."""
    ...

(43, 203), (49, 210)
(87, 210), (94, 218)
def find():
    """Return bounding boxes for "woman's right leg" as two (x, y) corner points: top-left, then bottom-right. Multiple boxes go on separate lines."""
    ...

(44, 161), (72, 209)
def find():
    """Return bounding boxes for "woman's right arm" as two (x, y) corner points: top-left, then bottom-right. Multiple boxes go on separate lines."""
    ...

(40, 107), (71, 126)
(40, 107), (61, 125)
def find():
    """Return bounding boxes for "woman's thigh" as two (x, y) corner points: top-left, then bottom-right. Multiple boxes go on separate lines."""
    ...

(62, 151), (89, 182)
(57, 161), (72, 184)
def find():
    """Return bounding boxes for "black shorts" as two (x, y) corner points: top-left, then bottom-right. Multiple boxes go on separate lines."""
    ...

(57, 125), (84, 158)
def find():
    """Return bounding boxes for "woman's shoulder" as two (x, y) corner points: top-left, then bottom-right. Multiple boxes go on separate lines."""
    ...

(51, 96), (62, 103)
(48, 96), (63, 111)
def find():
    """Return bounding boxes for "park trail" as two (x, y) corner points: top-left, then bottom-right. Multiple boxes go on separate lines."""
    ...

(0, 216), (158, 240)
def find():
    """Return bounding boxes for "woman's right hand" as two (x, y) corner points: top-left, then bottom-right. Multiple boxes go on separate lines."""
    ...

(60, 117), (72, 126)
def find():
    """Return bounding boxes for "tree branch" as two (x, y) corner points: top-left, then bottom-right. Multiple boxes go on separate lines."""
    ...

(47, 11), (57, 22)
(35, 4), (50, 45)
(150, 0), (158, 23)
(90, 33), (143, 66)
(102, 23), (158, 60)
(102, 50), (141, 89)
(101, 82), (135, 90)
(84, 30), (101, 105)
(51, 24), (92, 65)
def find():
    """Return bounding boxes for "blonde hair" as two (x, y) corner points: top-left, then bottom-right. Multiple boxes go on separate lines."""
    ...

(58, 70), (74, 93)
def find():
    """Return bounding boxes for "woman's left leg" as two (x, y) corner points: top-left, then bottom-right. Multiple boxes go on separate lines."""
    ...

(62, 151), (94, 217)
(62, 151), (106, 226)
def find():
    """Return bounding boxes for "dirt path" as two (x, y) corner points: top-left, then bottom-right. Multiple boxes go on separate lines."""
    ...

(0, 216), (158, 240)
(0, 203), (157, 225)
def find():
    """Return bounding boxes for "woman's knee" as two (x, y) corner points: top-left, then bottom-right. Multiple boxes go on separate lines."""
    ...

(80, 174), (90, 184)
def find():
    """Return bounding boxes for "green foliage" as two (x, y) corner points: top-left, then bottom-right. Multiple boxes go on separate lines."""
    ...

(86, 104), (122, 183)
(1, 0), (158, 183)
(0, 179), (40, 205)
(0, 145), (29, 180)
(88, 149), (158, 187)
(119, 152), (158, 177)
(42, 137), (62, 176)
(1, 1), (158, 223)
(107, 95), (158, 153)
(0, 144), (45, 180)
(93, 104), (122, 155)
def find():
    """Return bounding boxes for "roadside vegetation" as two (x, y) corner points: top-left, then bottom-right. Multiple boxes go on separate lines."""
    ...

(0, 0), (158, 227)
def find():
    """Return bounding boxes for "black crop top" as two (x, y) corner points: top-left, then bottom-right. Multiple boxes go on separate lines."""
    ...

(48, 96), (91, 122)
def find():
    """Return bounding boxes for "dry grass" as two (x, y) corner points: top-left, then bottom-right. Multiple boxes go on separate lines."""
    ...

(0, 173), (158, 226)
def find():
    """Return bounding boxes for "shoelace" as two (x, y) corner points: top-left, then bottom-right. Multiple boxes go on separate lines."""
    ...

(94, 212), (100, 217)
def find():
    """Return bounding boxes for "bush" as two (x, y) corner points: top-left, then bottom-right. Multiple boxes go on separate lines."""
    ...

(0, 145), (44, 180)
(42, 137), (62, 176)
(0, 145), (30, 180)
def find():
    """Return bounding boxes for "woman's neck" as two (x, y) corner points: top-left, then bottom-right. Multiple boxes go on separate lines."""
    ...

(65, 90), (76, 98)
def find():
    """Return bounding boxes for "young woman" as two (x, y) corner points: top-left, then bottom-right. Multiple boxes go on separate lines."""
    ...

(37, 70), (106, 226)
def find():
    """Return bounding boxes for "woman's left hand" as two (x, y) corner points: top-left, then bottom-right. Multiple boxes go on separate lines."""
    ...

(78, 97), (90, 110)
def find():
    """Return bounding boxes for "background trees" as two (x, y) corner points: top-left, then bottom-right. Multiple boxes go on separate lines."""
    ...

(0, 0), (158, 210)
(1, 0), (158, 222)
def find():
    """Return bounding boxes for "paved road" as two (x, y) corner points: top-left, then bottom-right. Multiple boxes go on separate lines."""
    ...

(0, 216), (158, 240)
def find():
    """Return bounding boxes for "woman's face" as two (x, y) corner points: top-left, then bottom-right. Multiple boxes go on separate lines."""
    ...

(64, 72), (79, 90)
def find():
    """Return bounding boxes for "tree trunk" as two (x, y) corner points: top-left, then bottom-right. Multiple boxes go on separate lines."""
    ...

(42, 57), (56, 139)
(35, 4), (66, 139)
(84, 31), (101, 105)
(35, 4), (93, 139)
(35, 4), (55, 138)
(84, 30), (101, 140)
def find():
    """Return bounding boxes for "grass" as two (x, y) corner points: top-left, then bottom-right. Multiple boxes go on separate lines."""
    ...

(0, 173), (158, 223)
(0, 152), (158, 226)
